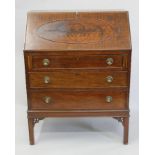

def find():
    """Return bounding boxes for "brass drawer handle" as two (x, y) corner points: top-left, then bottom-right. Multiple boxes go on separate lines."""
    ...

(44, 76), (50, 84)
(43, 96), (52, 104)
(106, 58), (114, 65)
(43, 58), (50, 66)
(106, 96), (113, 103)
(106, 76), (113, 83)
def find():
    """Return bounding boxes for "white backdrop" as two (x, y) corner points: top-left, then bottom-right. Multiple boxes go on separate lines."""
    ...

(15, 0), (139, 155)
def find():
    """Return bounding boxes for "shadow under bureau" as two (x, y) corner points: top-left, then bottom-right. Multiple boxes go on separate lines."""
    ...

(24, 11), (132, 145)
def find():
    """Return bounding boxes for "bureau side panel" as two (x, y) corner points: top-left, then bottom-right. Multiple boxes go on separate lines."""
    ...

(24, 52), (32, 109)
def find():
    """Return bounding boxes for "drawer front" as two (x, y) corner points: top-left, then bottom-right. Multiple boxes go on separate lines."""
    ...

(30, 55), (125, 70)
(29, 70), (128, 88)
(30, 89), (128, 110)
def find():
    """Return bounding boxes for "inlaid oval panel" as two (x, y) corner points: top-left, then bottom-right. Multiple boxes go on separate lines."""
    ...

(36, 19), (114, 44)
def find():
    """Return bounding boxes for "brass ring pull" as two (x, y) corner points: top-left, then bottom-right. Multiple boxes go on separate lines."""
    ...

(44, 76), (50, 84)
(106, 76), (113, 83)
(43, 96), (52, 104)
(43, 59), (50, 66)
(106, 96), (113, 103)
(106, 58), (114, 65)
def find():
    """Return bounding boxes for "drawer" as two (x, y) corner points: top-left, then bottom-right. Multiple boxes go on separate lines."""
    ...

(29, 70), (128, 88)
(29, 89), (128, 110)
(29, 55), (126, 70)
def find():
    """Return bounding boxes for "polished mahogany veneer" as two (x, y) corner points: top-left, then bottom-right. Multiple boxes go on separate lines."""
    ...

(24, 11), (132, 145)
(29, 89), (128, 110)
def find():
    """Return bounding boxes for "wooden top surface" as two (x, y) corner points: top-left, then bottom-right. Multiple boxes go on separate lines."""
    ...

(24, 11), (131, 51)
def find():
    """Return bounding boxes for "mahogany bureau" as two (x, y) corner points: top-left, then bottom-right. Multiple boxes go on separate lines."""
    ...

(24, 11), (132, 145)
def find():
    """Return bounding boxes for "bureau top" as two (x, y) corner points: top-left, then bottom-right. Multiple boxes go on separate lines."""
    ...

(24, 11), (131, 51)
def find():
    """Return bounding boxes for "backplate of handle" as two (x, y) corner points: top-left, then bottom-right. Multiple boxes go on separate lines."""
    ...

(43, 96), (52, 104)
(106, 58), (114, 65)
(106, 96), (113, 103)
(43, 58), (50, 66)
(44, 76), (50, 84)
(106, 76), (113, 83)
